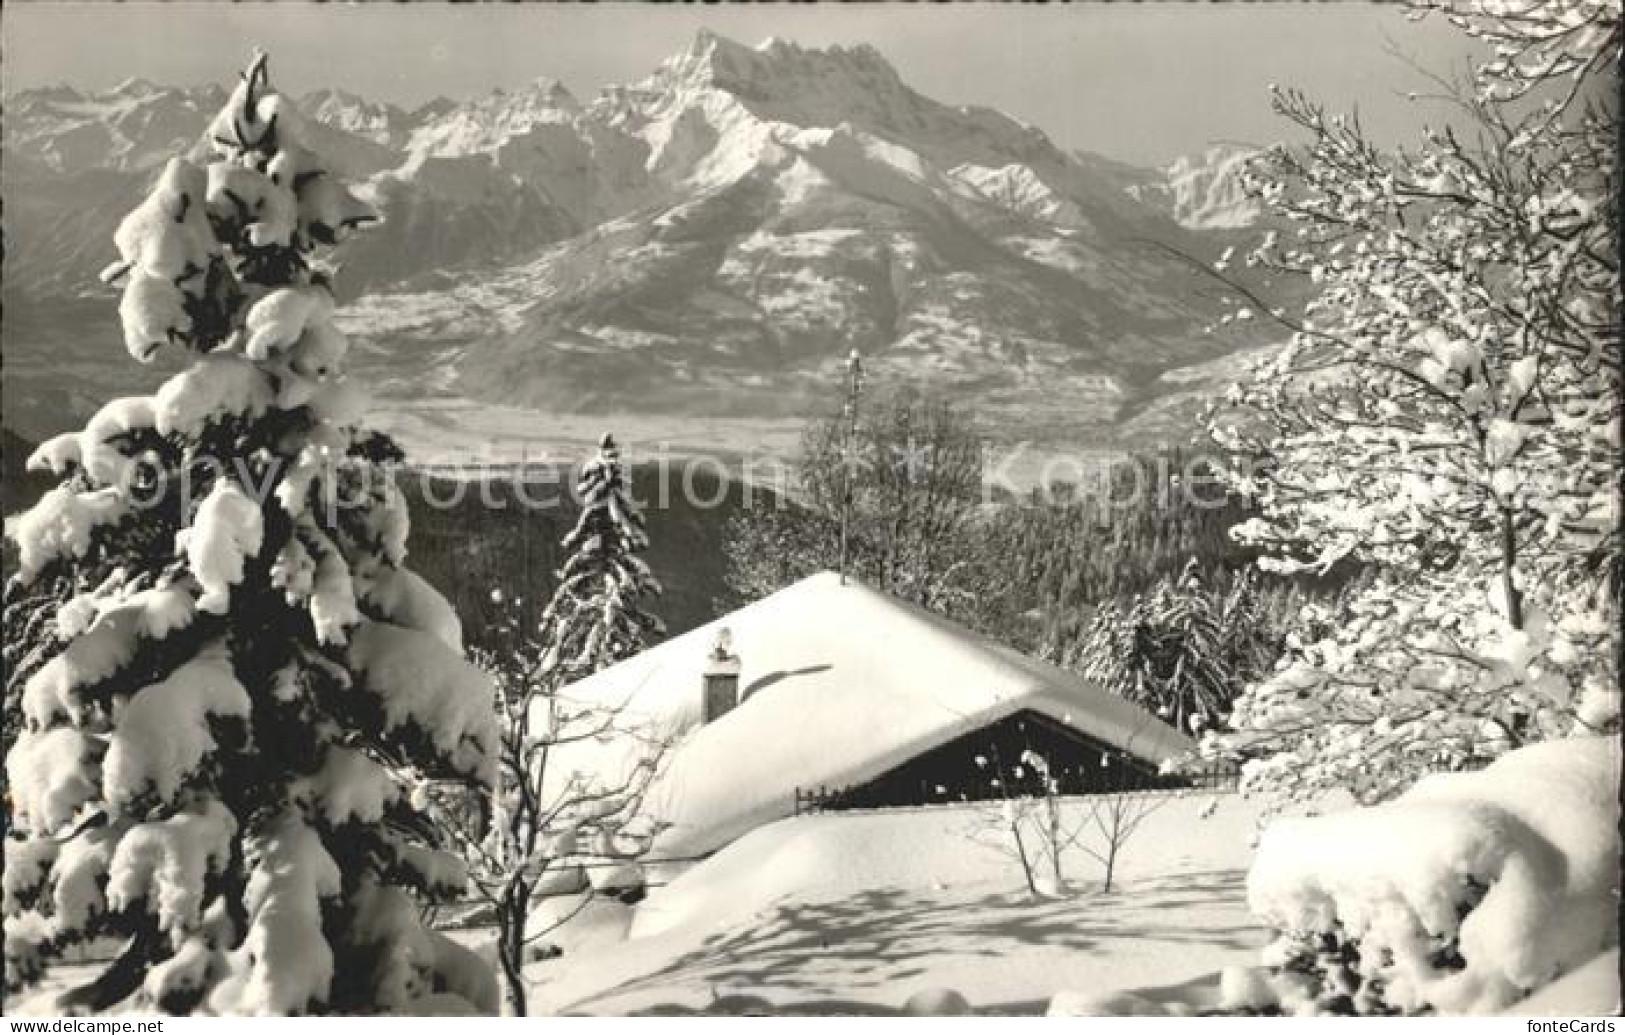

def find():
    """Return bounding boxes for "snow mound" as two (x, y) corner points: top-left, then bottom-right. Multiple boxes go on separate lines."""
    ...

(1247, 735), (1621, 1015)
(208, 812), (339, 1015)
(527, 892), (634, 956)
(178, 479), (265, 614)
(1502, 948), (1621, 1016)
(105, 800), (238, 936)
(1047, 989), (1171, 1016)
(356, 564), (464, 651)
(7, 727), (99, 832)
(901, 987), (972, 1015)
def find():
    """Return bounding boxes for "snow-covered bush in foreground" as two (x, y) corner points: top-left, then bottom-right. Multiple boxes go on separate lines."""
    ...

(1240, 736), (1619, 1015)
(3, 53), (497, 1015)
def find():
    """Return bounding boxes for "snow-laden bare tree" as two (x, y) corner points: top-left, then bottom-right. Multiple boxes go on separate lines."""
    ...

(417, 438), (669, 1015)
(723, 390), (985, 615)
(968, 745), (1169, 897)
(965, 745), (1053, 898)
(536, 434), (664, 683)
(418, 588), (669, 1017)
(1200, 0), (1620, 803)
(1071, 786), (1171, 895)
(3, 53), (498, 1015)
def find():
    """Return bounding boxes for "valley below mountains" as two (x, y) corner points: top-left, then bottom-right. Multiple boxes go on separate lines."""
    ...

(3, 32), (1278, 465)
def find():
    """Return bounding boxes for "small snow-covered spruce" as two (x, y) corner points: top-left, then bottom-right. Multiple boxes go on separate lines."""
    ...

(3, 53), (497, 1016)
(536, 433), (665, 682)
(1198, 0), (1620, 804)
(1070, 560), (1276, 733)
(418, 590), (671, 1016)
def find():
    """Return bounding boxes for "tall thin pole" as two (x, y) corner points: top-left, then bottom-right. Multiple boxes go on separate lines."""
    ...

(839, 349), (864, 585)
(520, 441), (531, 634)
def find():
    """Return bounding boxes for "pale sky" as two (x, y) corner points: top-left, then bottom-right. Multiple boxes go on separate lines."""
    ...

(2, 1), (1484, 165)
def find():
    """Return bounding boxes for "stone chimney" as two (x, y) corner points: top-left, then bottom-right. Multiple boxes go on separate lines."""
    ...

(702, 627), (741, 724)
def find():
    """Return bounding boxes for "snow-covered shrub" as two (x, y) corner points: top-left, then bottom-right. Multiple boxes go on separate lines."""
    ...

(1202, 0), (1620, 801)
(901, 987), (972, 1016)
(3, 53), (496, 1015)
(1240, 736), (1620, 1015)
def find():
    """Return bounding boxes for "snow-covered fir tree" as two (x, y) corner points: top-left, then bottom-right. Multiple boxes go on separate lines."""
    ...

(1071, 560), (1275, 735)
(3, 53), (498, 1015)
(1201, 0), (1620, 803)
(537, 434), (664, 681)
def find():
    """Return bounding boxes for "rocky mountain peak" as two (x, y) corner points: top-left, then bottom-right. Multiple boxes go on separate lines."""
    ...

(648, 30), (907, 108)
(300, 87), (412, 146)
(510, 76), (581, 113)
(108, 76), (162, 98)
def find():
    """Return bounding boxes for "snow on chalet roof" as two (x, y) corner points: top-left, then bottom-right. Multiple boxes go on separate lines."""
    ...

(559, 572), (1194, 857)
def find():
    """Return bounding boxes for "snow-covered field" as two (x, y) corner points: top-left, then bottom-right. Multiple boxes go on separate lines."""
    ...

(13, 738), (1617, 1018)
(514, 737), (1623, 1018)
(523, 791), (1281, 1015)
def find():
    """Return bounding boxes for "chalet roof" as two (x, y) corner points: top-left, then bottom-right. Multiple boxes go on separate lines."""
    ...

(559, 571), (1194, 856)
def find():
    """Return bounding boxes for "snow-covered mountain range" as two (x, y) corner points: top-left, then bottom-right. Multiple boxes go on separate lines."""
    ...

(2, 32), (1271, 444)
(1129, 145), (1262, 230)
